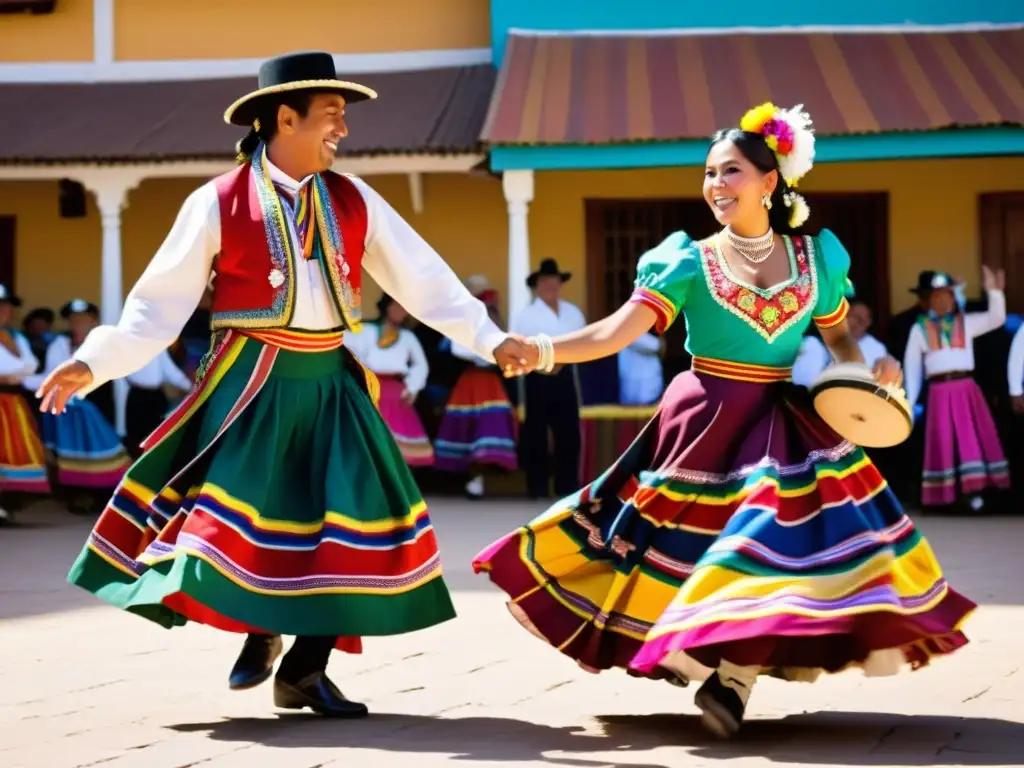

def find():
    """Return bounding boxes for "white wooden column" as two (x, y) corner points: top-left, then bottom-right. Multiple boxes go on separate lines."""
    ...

(78, 170), (143, 437)
(502, 170), (534, 321)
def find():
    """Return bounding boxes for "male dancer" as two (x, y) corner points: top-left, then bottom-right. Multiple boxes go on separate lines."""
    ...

(37, 51), (528, 717)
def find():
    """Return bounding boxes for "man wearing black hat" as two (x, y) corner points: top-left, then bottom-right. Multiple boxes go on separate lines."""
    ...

(510, 259), (586, 498)
(37, 51), (529, 716)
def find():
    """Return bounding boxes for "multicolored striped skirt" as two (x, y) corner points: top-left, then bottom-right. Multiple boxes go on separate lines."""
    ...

(43, 397), (131, 489)
(434, 367), (517, 472)
(377, 375), (435, 467)
(67, 329), (455, 651)
(921, 376), (1009, 507)
(0, 390), (50, 495)
(474, 357), (975, 684)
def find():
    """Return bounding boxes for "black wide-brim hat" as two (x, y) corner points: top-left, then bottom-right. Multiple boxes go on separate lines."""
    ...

(527, 258), (572, 288)
(60, 298), (99, 319)
(224, 51), (378, 127)
(23, 307), (53, 325)
(910, 270), (957, 295)
(0, 283), (21, 307)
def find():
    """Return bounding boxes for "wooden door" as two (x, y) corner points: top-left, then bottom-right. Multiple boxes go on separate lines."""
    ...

(801, 192), (891, 335)
(584, 199), (717, 380)
(0, 217), (14, 293)
(980, 193), (1024, 314)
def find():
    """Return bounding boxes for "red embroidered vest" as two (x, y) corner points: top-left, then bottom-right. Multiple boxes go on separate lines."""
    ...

(210, 164), (368, 331)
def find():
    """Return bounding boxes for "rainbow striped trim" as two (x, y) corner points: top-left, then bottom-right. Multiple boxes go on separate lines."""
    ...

(242, 328), (379, 407)
(814, 296), (850, 329)
(691, 356), (793, 383)
(630, 288), (678, 333)
(242, 328), (345, 352)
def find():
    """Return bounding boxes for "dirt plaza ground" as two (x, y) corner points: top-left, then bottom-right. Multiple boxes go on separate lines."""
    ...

(1, 500), (1021, 768)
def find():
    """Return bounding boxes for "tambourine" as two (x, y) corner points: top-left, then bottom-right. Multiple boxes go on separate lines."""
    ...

(809, 362), (912, 448)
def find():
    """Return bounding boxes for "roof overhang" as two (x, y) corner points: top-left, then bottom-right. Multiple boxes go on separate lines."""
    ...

(0, 64), (496, 164)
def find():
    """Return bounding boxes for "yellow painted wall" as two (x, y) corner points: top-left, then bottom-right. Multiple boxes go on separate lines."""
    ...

(531, 156), (1024, 317)
(1, 171), (508, 323)
(3, 156), (1022, 326)
(114, 0), (490, 60)
(0, 0), (92, 63)
(0, 180), (101, 312)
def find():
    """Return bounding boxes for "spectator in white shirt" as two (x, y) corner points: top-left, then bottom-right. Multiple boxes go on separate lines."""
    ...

(510, 259), (586, 498)
(793, 300), (888, 388)
(618, 332), (663, 405)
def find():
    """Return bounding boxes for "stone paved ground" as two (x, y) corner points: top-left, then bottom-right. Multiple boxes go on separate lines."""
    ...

(1, 500), (1022, 768)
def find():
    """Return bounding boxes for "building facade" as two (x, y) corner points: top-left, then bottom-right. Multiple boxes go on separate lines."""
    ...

(484, 0), (1024, 348)
(1, 0), (1023, 416)
(0, 0), (509, 319)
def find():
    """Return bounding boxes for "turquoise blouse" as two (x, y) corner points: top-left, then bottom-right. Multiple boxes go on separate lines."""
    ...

(630, 229), (852, 368)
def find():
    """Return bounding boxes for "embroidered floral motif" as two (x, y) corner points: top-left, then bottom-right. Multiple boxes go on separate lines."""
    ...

(760, 305), (781, 327)
(699, 235), (819, 342)
(313, 174), (363, 331)
(268, 269), (285, 288)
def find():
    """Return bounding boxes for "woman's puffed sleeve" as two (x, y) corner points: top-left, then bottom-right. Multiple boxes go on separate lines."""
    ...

(812, 228), (854, 330)
(629, 231), (701, 333)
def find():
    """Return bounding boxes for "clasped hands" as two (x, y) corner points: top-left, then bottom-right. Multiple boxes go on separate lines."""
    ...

(493, 334), (541, 378)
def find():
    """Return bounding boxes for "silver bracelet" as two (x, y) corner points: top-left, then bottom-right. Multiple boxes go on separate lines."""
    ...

(533, 333), (556, 373)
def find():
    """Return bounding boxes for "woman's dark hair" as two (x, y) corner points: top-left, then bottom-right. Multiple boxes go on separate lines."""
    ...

(235, 88), (335, 164)
(375, 293), (395, 321)
(708, 128), (804, 234)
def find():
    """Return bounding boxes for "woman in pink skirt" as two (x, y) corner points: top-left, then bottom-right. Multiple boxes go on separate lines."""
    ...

(345, 294), (434, 467)
(903, 268), (1009, 511)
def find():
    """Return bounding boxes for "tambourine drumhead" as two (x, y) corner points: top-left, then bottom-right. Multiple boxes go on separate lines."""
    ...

(809, 363), (912, 449)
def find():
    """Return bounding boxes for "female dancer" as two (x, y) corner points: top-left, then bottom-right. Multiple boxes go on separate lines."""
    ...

(476, 103), (975, 738)
(346, 294), (434, 467)
(0, 284), (50, 522)
(902, 270), (1009, 511)
(23, 300), (131, 514)
(434, 276), (518, 498)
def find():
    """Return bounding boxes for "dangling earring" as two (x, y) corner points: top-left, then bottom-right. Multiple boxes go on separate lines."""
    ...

(761, 192), (773, 210)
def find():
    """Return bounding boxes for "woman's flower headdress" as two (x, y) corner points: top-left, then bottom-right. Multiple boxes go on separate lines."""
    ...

(740, 102), (816, 227)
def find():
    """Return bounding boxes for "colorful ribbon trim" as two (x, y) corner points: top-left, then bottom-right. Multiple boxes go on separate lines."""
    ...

(691, 356), (793, 383)
(241, 328), (345, 352)
(813, 297), (850, 330)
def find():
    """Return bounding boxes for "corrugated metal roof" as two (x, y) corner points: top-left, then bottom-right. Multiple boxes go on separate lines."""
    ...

(483, 29), (1024, 145)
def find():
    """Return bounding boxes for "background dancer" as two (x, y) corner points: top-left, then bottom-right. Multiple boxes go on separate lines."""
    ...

(474, 103), (975, 739)
(23, 300), (130, 515)
(36, 51), (527, 717)
(903, 270), (1008, 512)
(434, 276), (518, 499)
(0, 284), (50, 523)
(345, 294), (434, 468)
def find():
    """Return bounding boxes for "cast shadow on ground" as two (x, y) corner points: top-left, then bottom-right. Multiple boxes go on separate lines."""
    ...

(171, 710), (1024, 766)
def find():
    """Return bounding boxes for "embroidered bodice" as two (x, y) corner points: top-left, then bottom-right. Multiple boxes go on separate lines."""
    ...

(630, 228), (852, 368)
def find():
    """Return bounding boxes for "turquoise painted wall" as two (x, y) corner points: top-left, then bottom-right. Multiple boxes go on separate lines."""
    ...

(491, 0), (1023, 63)
(490, 129), (1024, 171)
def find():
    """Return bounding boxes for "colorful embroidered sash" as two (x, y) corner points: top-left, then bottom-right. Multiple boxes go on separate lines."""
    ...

(919, 313), (966, 351)
(691, 356), (793, 383)
(253, 144), (344, 274)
